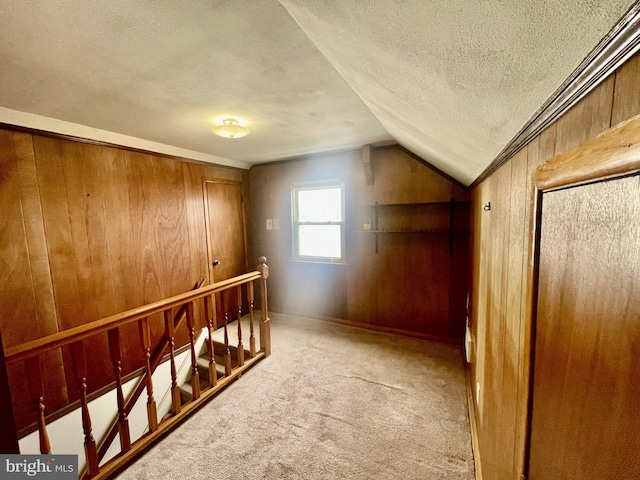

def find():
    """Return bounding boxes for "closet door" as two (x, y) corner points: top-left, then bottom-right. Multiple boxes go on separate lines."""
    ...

(203, 178), (248, 322)
(528, 173), (640, 479)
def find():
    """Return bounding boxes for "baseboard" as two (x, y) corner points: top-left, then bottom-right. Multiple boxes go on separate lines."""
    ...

(273, 310), (464, 347)
(465, 363), (483, 480)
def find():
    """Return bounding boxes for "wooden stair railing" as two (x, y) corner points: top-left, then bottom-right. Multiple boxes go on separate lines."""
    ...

(95, 279), (205, 463)
(4, 257), (271, 480)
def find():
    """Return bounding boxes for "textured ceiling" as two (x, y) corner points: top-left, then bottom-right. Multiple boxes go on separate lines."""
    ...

(0, 1), (635, 185)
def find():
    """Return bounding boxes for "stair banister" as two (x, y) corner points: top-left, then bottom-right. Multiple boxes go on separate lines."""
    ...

(97, 280), (204, 462)
(3, 259), (271, 480)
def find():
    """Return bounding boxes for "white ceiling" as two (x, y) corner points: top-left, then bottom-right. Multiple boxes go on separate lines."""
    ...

(0, 1), (635, 185)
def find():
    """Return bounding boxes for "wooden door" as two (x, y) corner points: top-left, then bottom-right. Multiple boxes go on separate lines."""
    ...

(203, 179), (248, 321)
(528, 173), (640, 479)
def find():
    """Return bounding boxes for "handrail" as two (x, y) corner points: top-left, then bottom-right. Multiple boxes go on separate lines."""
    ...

(6, 257), (271, 480)
(5, 271), (260, 365)
(94, 279), (205, 463)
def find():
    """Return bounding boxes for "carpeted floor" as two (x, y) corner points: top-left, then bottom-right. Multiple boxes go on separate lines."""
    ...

(115, 313), (475, 479)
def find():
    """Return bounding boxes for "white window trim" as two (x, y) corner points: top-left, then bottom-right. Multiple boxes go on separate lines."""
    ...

(291, 181), (346, 264)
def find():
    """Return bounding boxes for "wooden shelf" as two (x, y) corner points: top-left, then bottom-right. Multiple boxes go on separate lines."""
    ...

(367, 201), (462, 207)
(359, 198), (469, 254)
(355, 229), (469, 234)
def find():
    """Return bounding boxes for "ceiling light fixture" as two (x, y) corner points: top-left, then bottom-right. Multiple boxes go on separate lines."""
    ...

(212, 118), (250, 138)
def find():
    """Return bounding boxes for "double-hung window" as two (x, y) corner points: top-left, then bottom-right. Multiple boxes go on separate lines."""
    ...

(292, 182), (345, 263)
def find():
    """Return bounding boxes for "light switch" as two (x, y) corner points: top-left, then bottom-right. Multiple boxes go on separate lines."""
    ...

(272, 218), (279, 230)
(266, 219), (273, 230)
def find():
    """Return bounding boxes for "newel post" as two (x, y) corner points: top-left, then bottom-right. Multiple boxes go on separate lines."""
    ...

(257, 256), (271, 357)
(0, 331), (19, 453)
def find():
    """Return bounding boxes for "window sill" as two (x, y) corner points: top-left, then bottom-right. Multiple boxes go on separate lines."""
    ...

(290, 258), (350, 266)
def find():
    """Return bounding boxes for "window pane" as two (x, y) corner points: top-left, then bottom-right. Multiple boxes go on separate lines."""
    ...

(297, 188), (342, 222)
(298, 225), (341, 259)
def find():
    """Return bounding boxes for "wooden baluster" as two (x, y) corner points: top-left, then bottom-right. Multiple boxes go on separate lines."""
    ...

(258, 256), (271, 357)
(236, 286), (245, 367)
(204, 294), (217, 387)
(186, 301), (200, 400)
(71, 341), (99, 478)
(211, 291), (218, 331)
(248, 282), (256, 358)
(107, 329), (131, 452)
(25, 356), (51, 454)
(139, 318), (158, 432)
(164, 310), (181, 414)
(221, 292), (232, 376)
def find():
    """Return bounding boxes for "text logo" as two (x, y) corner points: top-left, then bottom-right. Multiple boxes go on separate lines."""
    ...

(1, 455), (77, 479)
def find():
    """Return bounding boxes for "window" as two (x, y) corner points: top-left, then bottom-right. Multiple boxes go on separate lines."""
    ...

(292, 183), (345, 262)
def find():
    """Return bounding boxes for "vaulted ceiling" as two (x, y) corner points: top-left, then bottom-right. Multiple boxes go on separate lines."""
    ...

(0, 1), (635, 185)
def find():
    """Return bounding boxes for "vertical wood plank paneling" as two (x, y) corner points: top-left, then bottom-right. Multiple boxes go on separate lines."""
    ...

(100, 148), (142, 374)
(77, 143), (118, 319)
(374, 148), (453, 203)
(554, 76), (614, 156)
(155, 157), (191, 300)
(13, 133), (58, 337)
(100, 148), (132, 314)
(611, 52), (640, 126)
(33, 137), (84, 329)
(125, 152), (187, 350)
(71, 144), (123, 386)
(487, 161), (511, 480)
(0, 131), (67, 430)
(60, 141), (99, 328)
(126, 152), (160, 308)
(183, 164), (208, 290)
(500, 148), (528, 479)
(472, 177), (492, 473)
(0, 131), (41, 345)
(33, 137), (90, 403)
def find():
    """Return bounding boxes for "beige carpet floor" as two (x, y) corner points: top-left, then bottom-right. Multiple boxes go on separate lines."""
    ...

(115, 313), (475, 479)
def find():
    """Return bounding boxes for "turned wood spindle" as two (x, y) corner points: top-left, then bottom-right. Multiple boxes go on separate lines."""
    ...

(139, 318), (158, 432)
(204, 294), (217, 387)
(25, 356), (51, 454)
(107, 329), (131, 452)
(164, 310), (181, 414)
(236, 286), (245, 367)
(186, 301), (201, 400)
(258, 256), (271, 357)
(221, 292), (232, 376)
(248, 282), (256, 358)
(71, 341), (99, 478)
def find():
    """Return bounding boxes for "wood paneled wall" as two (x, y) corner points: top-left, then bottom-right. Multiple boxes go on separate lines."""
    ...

(249, 146), (469, 341)
(0, 130), (247, 430)
(468, 52), (640, 479)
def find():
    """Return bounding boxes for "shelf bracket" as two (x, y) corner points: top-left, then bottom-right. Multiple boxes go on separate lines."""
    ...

(449, 197), (455, 256)
(362, 144), (374, 186)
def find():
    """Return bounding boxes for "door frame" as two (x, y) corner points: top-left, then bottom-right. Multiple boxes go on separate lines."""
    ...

(201, 177), (249, 285)
(519, 114), (640, 478)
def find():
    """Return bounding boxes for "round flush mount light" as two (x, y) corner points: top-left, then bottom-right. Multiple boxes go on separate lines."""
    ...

(212, 118), (250, 138)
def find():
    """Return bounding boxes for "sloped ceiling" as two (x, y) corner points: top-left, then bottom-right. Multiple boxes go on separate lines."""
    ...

(0, 1), (635, 185)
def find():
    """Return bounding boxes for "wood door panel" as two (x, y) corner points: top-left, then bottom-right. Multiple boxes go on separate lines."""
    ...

(204, 179), (247, 321)
(529, 174), (640, 479)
